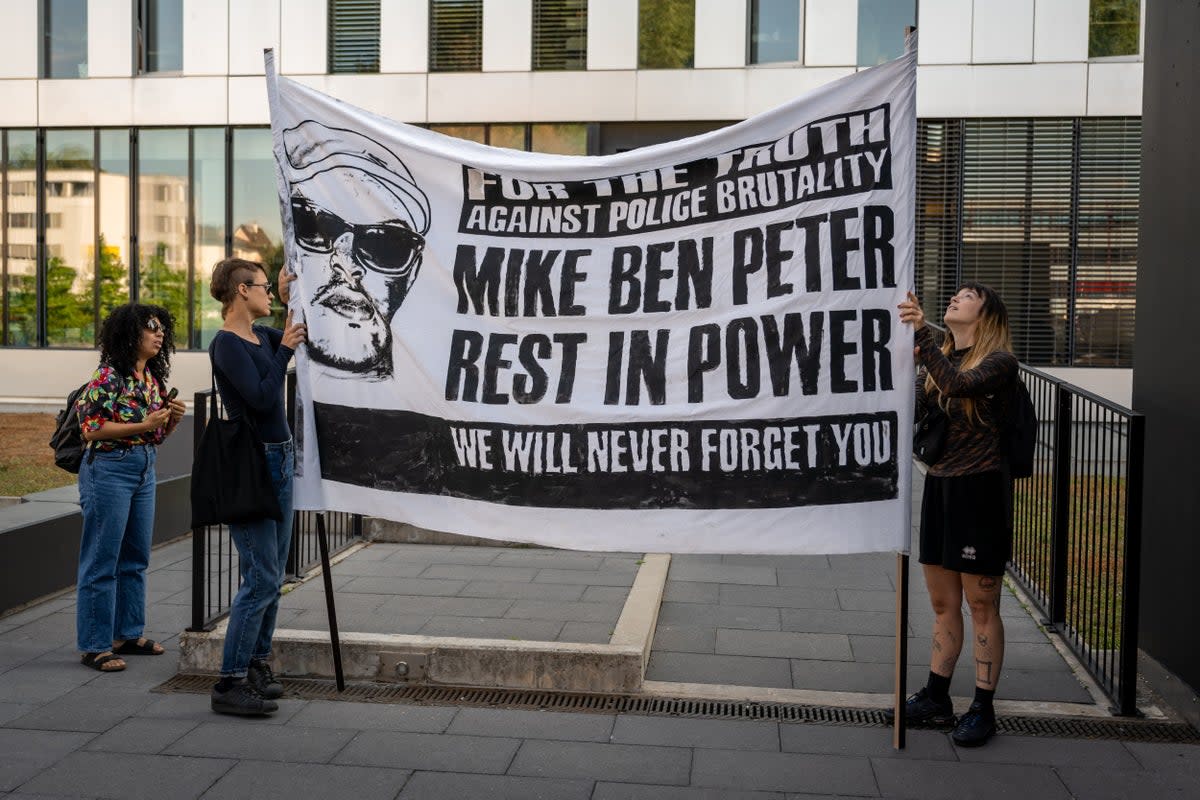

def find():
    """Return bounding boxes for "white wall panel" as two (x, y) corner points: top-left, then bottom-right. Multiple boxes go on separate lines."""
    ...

(427, 73), (532, 122)
(40, 78), (133, 125)
(746, 66), (855, 116)
(227, 75), (270, 123)
(293, 74), (428, 121)
(1034, 0), (1088, 62)
(695, 0), (746, 68)
(88, 0), (134, 77)
(1087, 62), (1143, 116)
(587, 0), (637, 70)
(183, 0), (228, 75)
(917, 0), (971, 64)
(635, 69), (746, 120)
(380, 0), (428, 72)
(528, 71), (637, 121)
(1, 0), (40, 78)
(483, 0), (531, 71)
(804, 0), (856, 66)
(972, 0), (1033, 63)
(917, 63), (1087, 117)
(133, 76), (227, 124)
(0, 80), (37, 125)
(228, 0), (280, 75)
(281, 0), (328, 74)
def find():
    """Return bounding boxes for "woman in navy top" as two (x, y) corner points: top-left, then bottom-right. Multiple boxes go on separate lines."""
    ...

(206, 257), (305, 716)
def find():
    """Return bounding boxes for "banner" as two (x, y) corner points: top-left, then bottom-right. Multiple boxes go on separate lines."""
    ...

(265, 46), (916, 554)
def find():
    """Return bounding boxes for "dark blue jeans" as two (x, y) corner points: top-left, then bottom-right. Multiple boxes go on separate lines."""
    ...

(220, 440), (295, 677)
(76, 445), (156, 653)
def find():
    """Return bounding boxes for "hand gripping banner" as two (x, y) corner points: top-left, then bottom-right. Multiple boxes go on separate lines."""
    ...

(264, 47), (916, 554)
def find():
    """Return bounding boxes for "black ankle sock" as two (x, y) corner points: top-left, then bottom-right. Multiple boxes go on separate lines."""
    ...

(926, 671), (952, 701)
(216, 677), (242, 692)
(973, 686), (996, 713)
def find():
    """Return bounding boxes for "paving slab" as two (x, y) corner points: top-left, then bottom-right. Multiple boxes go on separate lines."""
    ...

(445, 707), (615, 742)
(417, 616), (565, 640)
(16, 751), (237, 800)
(82, 717), (198, 755)
(462, 581), (588, 601)
(718, 585), (841, 610)
(5, 685), (160, 732)
(609, 715), (780, 751)
(662, 581), (721, 604)
(504, 599), (624, 623)
(339, 577), (467, 596)
(581, 586), (631, 604)
(507, 739), (691, 785)
(647, 652), (793, 688)
(652, 623), (717, 654)
(200, 760), (411, 800)
(669, 562), (777, 586)
(870, 757), (1073, 800)
(716, 629), (852, 661)
(398, 772), (592, 800)
(1055, 765), (1200, 799)
(593, 785), (786, 800)
(690, 749), (878, 795)
(535, 569), (636, 587)
(164, 720), (358, 763)
(780, 608), (902, 636)
(658, 602), (781, 631)
(333, 729), (520, 773)
(951, 734), (1142, 769)
(779, 723), (956, 760)
(558, 621), (615, 643)
(286, 699), (456, 733)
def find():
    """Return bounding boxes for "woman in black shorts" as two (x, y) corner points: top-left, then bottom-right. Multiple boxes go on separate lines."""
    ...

(896, 283), (1017, 747)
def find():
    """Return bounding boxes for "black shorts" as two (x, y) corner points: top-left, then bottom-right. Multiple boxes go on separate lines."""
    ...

(919, 470), (1013, 576)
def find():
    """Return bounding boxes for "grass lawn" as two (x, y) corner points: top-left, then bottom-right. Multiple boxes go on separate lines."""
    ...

(0, 413), (75, 497)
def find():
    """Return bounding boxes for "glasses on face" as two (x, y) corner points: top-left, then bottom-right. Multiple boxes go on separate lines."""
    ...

(243, 281), (274, 293)
(145, 318), (163, 333)
(290, 194), (424, 277)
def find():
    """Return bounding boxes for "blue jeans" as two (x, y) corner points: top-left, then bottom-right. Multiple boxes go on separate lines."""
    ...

(76, 445), (156, 653)
(220, 439), (295, 677)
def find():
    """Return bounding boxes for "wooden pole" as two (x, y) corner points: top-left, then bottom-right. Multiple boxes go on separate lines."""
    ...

(316, 513), (345, 691)
(893, 551), (910, 749)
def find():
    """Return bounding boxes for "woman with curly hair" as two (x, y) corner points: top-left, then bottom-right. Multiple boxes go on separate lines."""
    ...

(75, 303), (187, 672)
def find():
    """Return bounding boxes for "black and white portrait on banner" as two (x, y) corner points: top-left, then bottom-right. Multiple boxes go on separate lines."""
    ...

(265, 45), (918, 555)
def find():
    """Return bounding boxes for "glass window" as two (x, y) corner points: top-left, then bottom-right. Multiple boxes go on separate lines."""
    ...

(638, 0), (694, 69)
(4, 131), (39, 346)
(532, 124), (588, 155)
(430, 125), (486, 144)
(488, 124), (528, 150)
(329, 0), (381, 73)
(533, 0), (587, 71)
(194, 129), (226, 349)
(137, 0), (183, 73)
(429, 0), (483, 72)
(44, 130), (95, 347)
(98, 129), (131, 321)
(748, 0), (800, 65)
(232, 128), (285, 330)
(137, 129), (189, 334)
(1089, 0), (1140, 58)
(856, 0), (914, 67)
(43, 0), (89, 78)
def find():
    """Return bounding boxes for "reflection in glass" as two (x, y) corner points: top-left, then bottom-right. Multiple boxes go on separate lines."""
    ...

(45, 130), (96, 347)
(430, 125), (487, 144)
(138, 129), (190, 333)
(194, 129), (226, 348)
(98, 129), (131, 320)
(532, 124), (588, 155)
(139, 0), (184, 73)
(856, 0), (914, 67)
(233, 129), (285, 329)
(638, 0), (695, 69)
(4, 131), (38, 345)
(749, 0), (800, 64)
(1089, 0), (1140, 58)
(489, 125), (527, 150)
(429, 0), (483, 72)
(44, 0), (89, 78)
(532, 0), (587, 71)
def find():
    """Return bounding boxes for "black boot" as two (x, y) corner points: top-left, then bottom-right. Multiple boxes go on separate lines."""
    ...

(247, 659), (284, 700)
(211, 678), (278, 716)
(881, 687), (957, 727)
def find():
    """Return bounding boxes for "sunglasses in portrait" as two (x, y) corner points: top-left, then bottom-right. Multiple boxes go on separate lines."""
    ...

(242, 281), (275, 293)
(290, 194), (424, 277)
(145, 318), (163, 333)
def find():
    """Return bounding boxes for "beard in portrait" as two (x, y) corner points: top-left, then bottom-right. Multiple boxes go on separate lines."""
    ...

(282, 121), (431, 379)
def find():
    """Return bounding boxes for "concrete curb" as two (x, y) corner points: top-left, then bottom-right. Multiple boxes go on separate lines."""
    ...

(179, 553), (671, 693)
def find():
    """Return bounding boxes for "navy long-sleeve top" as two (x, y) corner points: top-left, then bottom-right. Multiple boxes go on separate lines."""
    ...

(210, 326), (294, 444)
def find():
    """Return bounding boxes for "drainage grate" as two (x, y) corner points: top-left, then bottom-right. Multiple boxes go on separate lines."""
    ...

(155, 674), (1200, 744)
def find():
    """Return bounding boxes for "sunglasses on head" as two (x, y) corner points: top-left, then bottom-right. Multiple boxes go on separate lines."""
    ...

(290, 194), (424, 277)
(145, 318), (163, 333)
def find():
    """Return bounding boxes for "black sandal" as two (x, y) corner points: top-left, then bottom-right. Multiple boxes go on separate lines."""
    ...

(113, 638), (164, 656)
(81, 652), (126, 672)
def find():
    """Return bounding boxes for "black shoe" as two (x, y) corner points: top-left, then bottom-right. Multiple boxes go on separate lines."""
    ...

(211, 679), (278, 716)
(247, 659), (284, 700)
(951, 701), (996, 747)
(881, 687), (957, 727)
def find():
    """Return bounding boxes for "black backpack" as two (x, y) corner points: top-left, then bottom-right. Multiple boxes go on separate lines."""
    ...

(49, 383), (92, 474)
(1005, 377), (1038, 479)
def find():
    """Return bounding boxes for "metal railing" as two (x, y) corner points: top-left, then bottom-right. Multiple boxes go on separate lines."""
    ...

(1007, 365), (1144, 715)
(189, 371), (363, 631)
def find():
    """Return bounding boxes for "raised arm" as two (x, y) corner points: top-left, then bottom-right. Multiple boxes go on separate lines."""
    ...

(915, 327), (1016, 398)
(212, 333), (294, 412)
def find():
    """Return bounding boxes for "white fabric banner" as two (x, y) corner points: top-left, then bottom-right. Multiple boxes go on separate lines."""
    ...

(264, 47), (916, 554)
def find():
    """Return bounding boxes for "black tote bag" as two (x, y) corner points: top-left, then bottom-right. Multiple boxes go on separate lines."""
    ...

(190, 370), (282, 528)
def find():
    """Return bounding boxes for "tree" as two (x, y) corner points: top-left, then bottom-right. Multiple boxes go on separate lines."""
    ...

(44, 256), (92, 345)
(97, 233), (129, 318)
(139, 241), (188, 332)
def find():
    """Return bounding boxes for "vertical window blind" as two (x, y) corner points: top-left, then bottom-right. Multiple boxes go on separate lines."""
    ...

(533, 0), (588, 71)
(329, 0), (381, 73)
(429, 0), (483, 72)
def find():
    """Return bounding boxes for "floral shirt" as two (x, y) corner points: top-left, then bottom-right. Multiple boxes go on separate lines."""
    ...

(76, 364), (167, 451)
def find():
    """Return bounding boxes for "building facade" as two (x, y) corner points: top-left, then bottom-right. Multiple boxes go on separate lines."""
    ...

(0, 0), (1143, 401)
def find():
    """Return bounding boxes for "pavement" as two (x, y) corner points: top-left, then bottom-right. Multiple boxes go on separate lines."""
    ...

(2, 471), (1200, 797)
